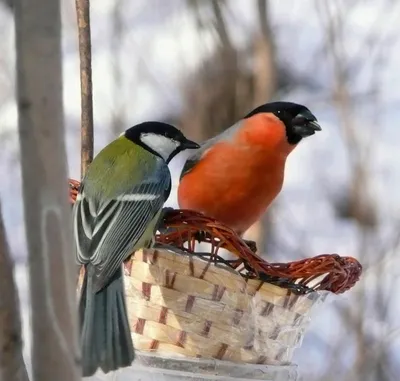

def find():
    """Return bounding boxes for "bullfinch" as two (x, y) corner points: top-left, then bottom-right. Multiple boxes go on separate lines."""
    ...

(178, 101), (321, 237)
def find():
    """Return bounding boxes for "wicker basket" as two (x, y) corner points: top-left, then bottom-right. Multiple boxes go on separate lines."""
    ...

(122, 248), (326, 365)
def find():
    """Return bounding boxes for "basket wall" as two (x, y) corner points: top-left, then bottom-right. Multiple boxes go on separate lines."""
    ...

(122, 248), (325, 365)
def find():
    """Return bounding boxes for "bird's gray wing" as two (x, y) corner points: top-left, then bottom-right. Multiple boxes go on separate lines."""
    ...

(73, 160), (171, 291)
(180, 120), (242, 180)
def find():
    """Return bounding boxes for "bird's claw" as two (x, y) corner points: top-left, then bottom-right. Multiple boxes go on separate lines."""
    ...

(193, 231), (209, 243)
(243, 239), (258, 253)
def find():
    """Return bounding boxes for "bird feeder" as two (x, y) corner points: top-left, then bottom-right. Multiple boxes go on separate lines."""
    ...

(70, 179), (362, 381)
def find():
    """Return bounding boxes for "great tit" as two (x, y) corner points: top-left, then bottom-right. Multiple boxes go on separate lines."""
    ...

(73, 121), (199, 376)
(178, 102), (321, 235)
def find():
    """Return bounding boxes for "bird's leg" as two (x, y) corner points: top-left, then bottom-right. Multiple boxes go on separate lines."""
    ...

(193, 230), (209, 243)
(235, 229), (258, 253)
(194, 230), (258, 253)
(242, 239), (258, 253)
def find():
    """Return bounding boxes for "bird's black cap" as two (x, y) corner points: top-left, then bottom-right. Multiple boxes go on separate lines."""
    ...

(124, 121), (189, 143)
(124, 121), (199, 161)
(244, 102), (308, 119)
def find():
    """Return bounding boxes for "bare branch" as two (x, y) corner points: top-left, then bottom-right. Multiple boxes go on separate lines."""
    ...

(110, 0), (126, 137)
(211, 0), (232, 49)
(76, 0), (94, 178)
(254, 0), (277, 104)
(0, 202), (29, 381)
(14, 0), (81, 379)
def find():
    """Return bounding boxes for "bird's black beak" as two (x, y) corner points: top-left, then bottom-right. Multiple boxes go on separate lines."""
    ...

(292, 113), (322, 138)
(181, 138), (200, 150)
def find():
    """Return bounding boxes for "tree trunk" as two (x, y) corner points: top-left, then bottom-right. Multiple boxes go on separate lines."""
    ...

(14, 0), (81, 380)
(0, 203), (29, 381)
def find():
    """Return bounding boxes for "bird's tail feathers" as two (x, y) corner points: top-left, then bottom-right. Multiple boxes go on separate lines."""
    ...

(79, 267), (135, 377)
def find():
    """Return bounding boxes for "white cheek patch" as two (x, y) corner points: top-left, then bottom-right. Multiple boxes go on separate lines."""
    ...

(140, 133), (180, 161)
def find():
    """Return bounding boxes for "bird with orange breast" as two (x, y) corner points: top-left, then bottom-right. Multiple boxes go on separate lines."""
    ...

(177, 101), (321, 242)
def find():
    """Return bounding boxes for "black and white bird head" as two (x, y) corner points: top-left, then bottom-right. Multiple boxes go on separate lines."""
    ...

(124, 121), (199, 163)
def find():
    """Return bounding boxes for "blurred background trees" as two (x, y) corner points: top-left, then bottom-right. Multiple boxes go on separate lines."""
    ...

(0, 1), (399, 380)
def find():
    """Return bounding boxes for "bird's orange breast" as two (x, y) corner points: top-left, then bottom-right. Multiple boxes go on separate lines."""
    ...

(178, 115), (292, 234)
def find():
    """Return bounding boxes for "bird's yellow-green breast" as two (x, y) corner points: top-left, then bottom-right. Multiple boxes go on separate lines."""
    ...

(82, 135), (159, 199)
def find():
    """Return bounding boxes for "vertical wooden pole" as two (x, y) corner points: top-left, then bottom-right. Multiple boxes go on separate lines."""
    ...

(76, 0), (94, 178)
